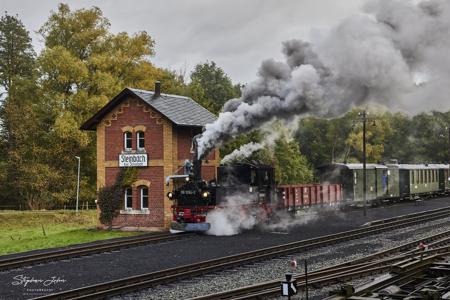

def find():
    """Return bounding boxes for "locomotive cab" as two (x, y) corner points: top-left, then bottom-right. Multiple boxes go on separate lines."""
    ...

(217, 163), (275, 206)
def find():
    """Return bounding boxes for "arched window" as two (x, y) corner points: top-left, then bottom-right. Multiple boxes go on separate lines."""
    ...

(137, 131), (145, 151)
(140, 186), (149, 209)
(124, 132), (132, 151)
(124, 187), (132, 209)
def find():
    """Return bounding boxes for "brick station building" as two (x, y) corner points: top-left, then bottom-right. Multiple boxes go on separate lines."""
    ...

(81, 83), (219, 229)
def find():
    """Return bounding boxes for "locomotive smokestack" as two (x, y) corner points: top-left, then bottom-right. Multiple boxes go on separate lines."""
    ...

(192, 134), (202, 181)
(153, 81), (161, 98)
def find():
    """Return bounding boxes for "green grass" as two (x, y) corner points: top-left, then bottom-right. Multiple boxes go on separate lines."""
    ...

(0, 210), (141, 255)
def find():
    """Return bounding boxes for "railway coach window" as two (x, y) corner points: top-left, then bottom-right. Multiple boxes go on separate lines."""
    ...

(140, 186), (149, 209)
(124, 187), (132, 209)
(124, 132), (132, 151)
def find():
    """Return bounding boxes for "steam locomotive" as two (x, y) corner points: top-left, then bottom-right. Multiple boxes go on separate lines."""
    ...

(166, 137), (276, 232)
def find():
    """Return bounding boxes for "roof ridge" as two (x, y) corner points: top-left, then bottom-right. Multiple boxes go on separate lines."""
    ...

(128, 87), (191, 100)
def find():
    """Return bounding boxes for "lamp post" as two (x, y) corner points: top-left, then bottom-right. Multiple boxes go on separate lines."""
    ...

(447, 126), (450, 166)
(75, 156), (80, 213)
(359, 111), (368, 217)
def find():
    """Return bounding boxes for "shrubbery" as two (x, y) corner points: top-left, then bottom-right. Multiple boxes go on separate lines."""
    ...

(97, 168), (137, 229)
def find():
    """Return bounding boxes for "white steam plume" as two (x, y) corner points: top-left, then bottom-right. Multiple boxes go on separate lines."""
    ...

(206, 193), (263, 236)
(197, 0), (450, 158)
(221, 142), (264, 164)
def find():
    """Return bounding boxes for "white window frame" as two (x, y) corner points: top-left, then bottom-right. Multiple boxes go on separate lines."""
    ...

(124, 132), (132, 151)
(124, 187), (132, 210)
(137, 131), (145, 151)
(140, 186), (149, 210)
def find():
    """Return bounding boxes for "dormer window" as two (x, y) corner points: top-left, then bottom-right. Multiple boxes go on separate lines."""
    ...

(124, 132), (132, 151)
(137, 131), (145, 151)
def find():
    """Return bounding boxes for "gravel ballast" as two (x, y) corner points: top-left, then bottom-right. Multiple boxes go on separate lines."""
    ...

(1, 198), (450, 300)
(116, 216), (450, 300)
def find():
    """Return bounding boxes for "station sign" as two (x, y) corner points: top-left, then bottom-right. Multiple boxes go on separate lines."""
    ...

(119, 153), (148, 167)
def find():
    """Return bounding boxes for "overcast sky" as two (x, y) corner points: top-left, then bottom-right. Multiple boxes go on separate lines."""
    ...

(2, 0), (364, 84)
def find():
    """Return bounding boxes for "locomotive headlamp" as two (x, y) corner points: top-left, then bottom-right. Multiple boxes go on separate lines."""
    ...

(185, 176), (190, 182)
(202, 191), (209, 198)
(167, 192), (174, 199)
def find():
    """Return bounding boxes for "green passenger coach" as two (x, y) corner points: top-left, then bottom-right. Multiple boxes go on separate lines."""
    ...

(318, 162), (450, 206)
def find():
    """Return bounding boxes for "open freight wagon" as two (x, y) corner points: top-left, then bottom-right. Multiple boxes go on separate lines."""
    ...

(277, 183), (343, 211)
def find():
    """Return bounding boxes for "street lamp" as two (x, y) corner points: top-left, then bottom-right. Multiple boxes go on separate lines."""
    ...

(446, 126), (450, 165)
(75, 156), (81, 212)
(358, 110), (368, 217)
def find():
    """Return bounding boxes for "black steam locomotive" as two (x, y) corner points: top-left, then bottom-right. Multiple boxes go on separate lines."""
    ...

(166, 138), (276, 232)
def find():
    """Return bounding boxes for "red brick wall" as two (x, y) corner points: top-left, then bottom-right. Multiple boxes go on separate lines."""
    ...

(177, 127), (196, 160)
(202, 166), (216, 181)
(177, 126), (215, 161)
(105, 99), (163, 161)
(106, 166), (165, 227)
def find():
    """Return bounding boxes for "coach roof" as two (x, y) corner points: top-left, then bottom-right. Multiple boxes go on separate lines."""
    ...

(80, 87), (217, 130)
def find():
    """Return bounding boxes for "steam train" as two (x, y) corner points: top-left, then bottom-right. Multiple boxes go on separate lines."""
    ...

(167, 162), (276, 232)
(166, 135), (450, 232)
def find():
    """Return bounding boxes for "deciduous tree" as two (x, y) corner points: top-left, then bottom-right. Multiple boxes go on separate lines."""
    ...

(189, 61), (240, 114)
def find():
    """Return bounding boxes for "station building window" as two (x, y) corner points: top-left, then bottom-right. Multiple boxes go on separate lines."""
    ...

(140, 186), (149, 209)
(137, 131), (145, 151)
(124, 132), (132, 151)
(124, 187), (132, 209)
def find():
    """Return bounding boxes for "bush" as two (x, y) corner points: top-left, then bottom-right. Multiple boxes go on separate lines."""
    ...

(97, 168), (137, 229)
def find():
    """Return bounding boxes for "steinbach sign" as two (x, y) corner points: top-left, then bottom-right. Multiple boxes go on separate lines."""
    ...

(119, 153), (148, 167)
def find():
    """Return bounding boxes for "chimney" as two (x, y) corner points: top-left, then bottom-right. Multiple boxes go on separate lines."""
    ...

(153, 81), (161, 98)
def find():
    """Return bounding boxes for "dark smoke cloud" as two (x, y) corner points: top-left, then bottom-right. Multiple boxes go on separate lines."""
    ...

(198, 0), (450, 157)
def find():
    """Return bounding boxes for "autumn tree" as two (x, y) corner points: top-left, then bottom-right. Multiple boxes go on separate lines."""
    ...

(409, 111), (450, 163)
(0, 13), (35, 92)
(0, 13), (36, 208)
(274, 134), (313, 184)
(189, 61), (240, 114)
(345, 110), (393, 163)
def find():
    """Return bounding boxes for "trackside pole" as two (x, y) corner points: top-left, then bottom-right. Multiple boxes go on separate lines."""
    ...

(281, 259), (298, 299)
(305, 259), (309, 300)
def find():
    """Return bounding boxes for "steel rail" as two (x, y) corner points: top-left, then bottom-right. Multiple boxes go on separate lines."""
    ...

(187, 236), (450, 300)
(33, 207), (450, 300)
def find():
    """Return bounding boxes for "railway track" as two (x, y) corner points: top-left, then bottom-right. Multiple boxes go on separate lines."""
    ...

(33, 206), (450, 300)
(189, 235), (450, 299)
(0, 232), (195, 271)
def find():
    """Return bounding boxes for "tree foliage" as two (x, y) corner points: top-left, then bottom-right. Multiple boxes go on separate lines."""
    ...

(0, 13), (35, 92)
(0, 5), (189, 209)
(0, 13), (36, 208)
(189, 61), (240, 114)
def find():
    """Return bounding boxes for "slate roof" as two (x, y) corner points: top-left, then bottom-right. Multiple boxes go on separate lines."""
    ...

(80, 87), (217, 130)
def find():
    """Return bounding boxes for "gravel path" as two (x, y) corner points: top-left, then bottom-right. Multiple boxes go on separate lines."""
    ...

(1, 197), (450, 300)
(115, 216), (450, 300)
